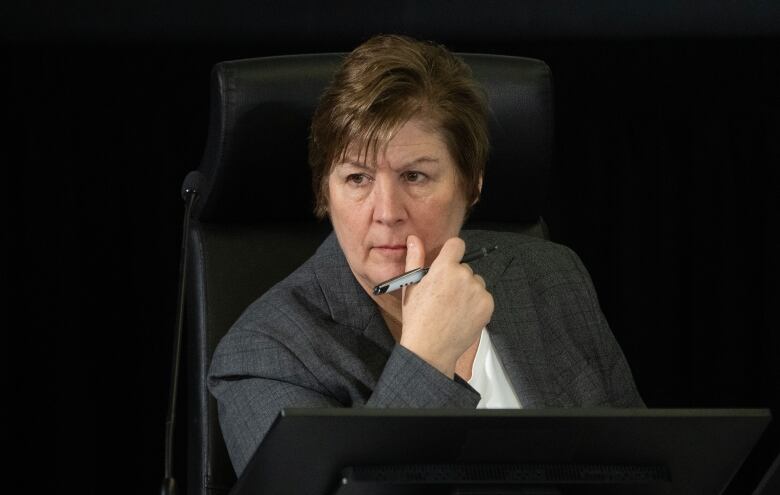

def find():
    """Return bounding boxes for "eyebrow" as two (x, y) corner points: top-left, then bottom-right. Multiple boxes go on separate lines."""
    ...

(336, 156), (440, 170)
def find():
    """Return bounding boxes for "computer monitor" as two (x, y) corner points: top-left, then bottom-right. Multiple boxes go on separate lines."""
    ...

(753, 452), (779, 495)
(230, 408), (770, 495)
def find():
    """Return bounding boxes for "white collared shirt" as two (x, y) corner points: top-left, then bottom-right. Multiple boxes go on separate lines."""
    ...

(467, 328), (522, 408)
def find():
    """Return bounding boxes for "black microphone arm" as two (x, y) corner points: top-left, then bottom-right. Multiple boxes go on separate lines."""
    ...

(161, 171), (204, 495)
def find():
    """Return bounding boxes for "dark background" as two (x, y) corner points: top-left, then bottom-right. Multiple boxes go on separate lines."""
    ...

(4, 1), (779, 494)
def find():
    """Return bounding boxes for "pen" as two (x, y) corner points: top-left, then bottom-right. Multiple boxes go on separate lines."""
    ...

(372, 245), (498, 295)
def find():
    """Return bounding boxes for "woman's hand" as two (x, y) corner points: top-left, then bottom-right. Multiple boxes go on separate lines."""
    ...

(399, 234), (494, 378)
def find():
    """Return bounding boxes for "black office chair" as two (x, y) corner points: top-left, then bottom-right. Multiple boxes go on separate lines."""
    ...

(185, 52), (554, 495)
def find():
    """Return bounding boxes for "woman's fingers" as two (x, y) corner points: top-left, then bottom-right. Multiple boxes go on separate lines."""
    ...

(398, 236), (494, 378)
(402, 234), (426, 304)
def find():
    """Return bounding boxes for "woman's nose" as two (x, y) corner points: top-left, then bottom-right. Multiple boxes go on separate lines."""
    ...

(372, 180), (407, 225)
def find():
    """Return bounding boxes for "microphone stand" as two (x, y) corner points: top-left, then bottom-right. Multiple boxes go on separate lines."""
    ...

(161, 172), (203, 495)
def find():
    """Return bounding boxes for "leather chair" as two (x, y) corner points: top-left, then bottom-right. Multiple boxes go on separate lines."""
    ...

(185, 52), (554, 495)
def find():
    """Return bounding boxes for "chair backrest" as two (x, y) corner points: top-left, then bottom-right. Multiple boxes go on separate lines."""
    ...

(185, 53), (554, 495)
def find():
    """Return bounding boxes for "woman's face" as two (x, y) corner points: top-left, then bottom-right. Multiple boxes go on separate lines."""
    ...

(327, 118), (473, 297)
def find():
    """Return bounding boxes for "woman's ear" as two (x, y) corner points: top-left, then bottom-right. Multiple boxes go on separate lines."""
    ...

(471, 175), (483, 206)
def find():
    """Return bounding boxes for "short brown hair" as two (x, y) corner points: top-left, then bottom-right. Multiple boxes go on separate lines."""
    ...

(308, 34), (489, 219)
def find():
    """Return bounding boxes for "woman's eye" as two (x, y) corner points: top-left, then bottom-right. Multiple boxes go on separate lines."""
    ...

(404, 171), (426, 183)
(347, 173), (369, 185)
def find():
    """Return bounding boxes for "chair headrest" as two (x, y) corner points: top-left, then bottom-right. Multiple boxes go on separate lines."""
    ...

(195, 53), (553, 225)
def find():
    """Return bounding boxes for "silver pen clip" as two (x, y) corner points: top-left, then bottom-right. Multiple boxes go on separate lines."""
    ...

(372, 267), (430, 295)
(372, 244), (497, 295)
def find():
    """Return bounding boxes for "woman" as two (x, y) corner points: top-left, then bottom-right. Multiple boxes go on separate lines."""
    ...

(209, 34), (643, 476)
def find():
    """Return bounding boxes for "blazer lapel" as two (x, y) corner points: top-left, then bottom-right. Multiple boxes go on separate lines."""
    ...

(464, 231), (566, 409)
(312, 232), (395, 353)
(486, 300), (564, 409)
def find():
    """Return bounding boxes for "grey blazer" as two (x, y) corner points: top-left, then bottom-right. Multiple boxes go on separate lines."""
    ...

(208, 230), (644, 475)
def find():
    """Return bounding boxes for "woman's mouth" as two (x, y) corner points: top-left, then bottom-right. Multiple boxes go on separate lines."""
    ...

(373, 245), (407, 257)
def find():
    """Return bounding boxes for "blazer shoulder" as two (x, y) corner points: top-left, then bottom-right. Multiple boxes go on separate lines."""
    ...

(236, 253), (330, 337)
(209, 248), (334, 386)
(462, 229), (582, 273)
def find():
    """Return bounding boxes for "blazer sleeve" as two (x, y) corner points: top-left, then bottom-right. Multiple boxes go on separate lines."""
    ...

(563, 246), (645, 408)
(208, 302), (479, 476)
